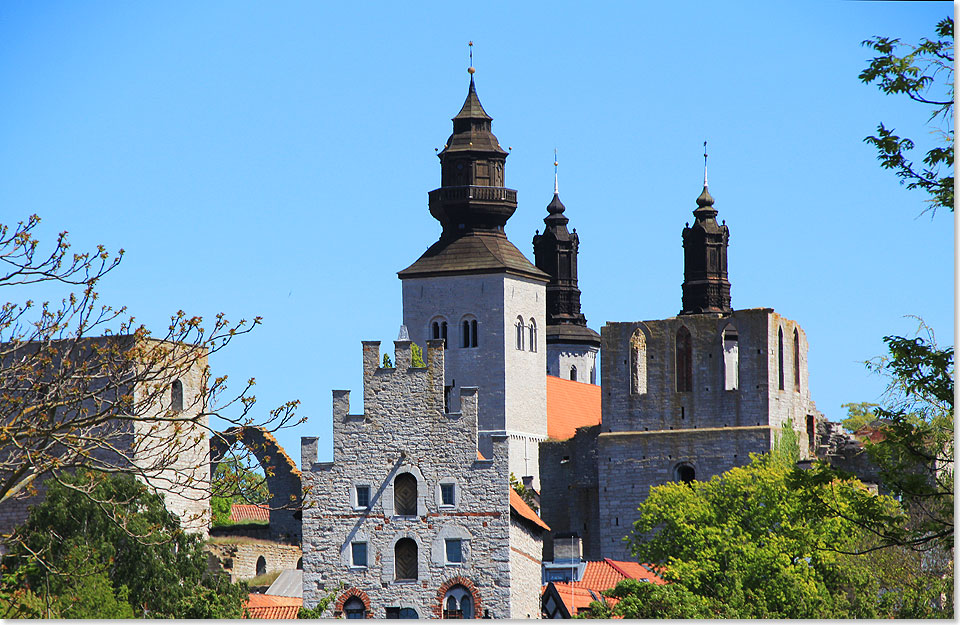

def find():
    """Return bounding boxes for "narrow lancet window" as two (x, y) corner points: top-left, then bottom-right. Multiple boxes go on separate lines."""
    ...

(528, 319), (537, 352)
(722, 327), (739, 391)
(515, 316), (524, 350)
(793, 327), (801, 392)
(630, 328), (647, 395)
(171, 380), (184, 412)
(676, 326), (693, 392)
(778, 327), (785, 391)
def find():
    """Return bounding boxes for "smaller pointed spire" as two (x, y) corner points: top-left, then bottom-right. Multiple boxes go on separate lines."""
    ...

(696, 140), (715, 209)
(554, 149), (559, 195)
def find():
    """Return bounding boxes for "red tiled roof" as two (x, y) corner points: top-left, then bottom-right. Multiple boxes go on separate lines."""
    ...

(230, 503), (270, 523)
(543, 559), (666, 618)
(510, 489), (550, 531)
(243, 593), (302, 619)
(546, 375), (601, 440)
(553, 584), (604, 616)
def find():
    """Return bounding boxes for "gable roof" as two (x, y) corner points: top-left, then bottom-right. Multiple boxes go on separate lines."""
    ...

(243, 594), (302, 619)
(546, 375), (601, 440)
(510, 488), (550, 532)
(229, 503), (269, 523)
(542, 559), (666, 618)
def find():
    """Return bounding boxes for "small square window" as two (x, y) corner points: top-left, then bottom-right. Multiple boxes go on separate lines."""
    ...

(445, 538), (462, 564)
(356, 485), (370, 508)
(352, 542), (368, 567)
(440, 483), (455, 506)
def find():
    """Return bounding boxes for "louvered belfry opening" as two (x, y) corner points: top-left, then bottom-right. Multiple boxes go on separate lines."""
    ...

(395, 538), (418, 580)
(394, 472), (417, 516)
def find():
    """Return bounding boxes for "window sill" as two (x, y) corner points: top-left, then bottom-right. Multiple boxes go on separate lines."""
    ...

(438, 504), (456, 510)
(444, 562), (463, 567)
(353, 506), (371, 512)
(348, 565), (368, 571)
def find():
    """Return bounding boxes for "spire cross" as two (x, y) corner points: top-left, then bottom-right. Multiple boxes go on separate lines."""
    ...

(703, 140), (708, 188)
(554, 148), (559, 195)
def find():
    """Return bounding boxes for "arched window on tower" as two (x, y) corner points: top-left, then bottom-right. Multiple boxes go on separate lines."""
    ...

(256, 556), (266, 576)
(722, 327), (739, 391)
(515, 316), (525, 351)
(460, 316), (477, 348)
(793, 327), (801, 393)
(676, 326), (693, 392)
(171, 379), (183, 412)
(394, 538), (418, 581)
(778, 327), (785, 391)
(630, 328), (647, 395)
(443, 585), (475, 619)
(471, 319), (478, 348)
(432, 319), (449, 349)
(528, 319), (537, 352)
(675, 463), (696, 485)
(570, 365), (577, 382)
(394, 473), (417, 516)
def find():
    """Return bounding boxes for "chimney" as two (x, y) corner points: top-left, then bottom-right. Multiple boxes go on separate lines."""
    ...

(553, 532), (582, 563)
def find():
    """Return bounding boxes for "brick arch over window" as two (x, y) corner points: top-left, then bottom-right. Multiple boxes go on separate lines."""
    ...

(334, 587), (373, 619)
(434, 576), (483, 619)
(209, 426), (302, 540)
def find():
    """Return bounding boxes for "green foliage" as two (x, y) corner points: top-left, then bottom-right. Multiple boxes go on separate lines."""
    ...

(841, 401), (880, 433)
(383, 353), (393, 368)
(861, 17), (954, 215)
(589, 579), (726, 619)
(796, 327), (953, 556)
(0, 471), (249, 619)
(211, 455), (271, 527)
(771, 419), (800, 466)
(510, 472), (538, 513)
(297, 586), (339, 618)
(411, 342), (426, 367)
(622, 453), (924, 618)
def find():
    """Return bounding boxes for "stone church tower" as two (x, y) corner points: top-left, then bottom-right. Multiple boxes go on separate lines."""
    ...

(532, 172), (601, 384)
(398, 72), (549, 486)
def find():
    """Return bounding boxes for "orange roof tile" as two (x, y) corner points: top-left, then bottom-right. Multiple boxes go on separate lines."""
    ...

(510, 489), (550, 531)
(569, 559), (667, 591)
(230, 503), (270, 523)
(243, 594), (302, 619)
(604, 559), (668, 585)
(552, 583), (605, 616)
(546, 375), (601, 440)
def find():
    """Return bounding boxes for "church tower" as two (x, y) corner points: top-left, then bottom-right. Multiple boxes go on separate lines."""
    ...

(398, 66), (549, 486)
(532, 162), (601, 383)
(680, 147), (732, 315)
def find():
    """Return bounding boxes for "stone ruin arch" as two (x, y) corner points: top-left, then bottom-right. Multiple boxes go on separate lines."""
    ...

(210, 426), (302, 542)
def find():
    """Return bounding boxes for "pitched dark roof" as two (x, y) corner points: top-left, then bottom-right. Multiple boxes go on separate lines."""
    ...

(398, 232), (549, 281)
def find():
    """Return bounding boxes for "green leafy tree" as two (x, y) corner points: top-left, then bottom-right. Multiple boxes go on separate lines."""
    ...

(840, 401), (880, 433)
(861, 17), (954, 215)
(0, 471), (249, 618)
(613, 453), (918, 618)
(411, 342), (426, 367)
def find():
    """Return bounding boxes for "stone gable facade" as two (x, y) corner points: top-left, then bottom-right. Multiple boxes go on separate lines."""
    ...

(300, 339), (543, 618)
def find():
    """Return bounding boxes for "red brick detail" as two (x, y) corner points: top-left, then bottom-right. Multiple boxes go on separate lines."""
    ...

(333, 588), (372, 619)
(434, 576), (483, 619)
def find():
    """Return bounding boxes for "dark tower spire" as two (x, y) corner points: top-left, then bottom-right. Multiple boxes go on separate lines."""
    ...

(680, 142), (732, 315)
(533, 155), (601, 347)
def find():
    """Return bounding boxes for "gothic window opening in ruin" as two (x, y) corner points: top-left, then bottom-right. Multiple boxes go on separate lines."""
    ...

(570, 365), (577, 382)
(296, 558), (302, 570)
(515, 316), (525, 350)
(675, 326), (693, 392)
(443, 585), (474, 619)
(528, 319), (537, 352)
(630, 328), (647, 395)
(806, 414), (816, 453)
(394, 472), (417, 516)
(445, 538), (463, 563)
(256, 556), (266, 576)
(394, 537), (418, 580)
(722, 327), (739, 391)
(171, 379), (183, 412)
(352, 541), (368, 567)
(793, 327), (801, 392)
(343, 597), (366, 619)
(778, 327), (785, 391)
(675, 463), (696, 485)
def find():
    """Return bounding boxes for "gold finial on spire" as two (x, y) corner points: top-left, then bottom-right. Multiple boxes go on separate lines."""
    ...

(554, 148), (559, 195)
(703, 140), (708, 188)
(468, 41), (475, 74)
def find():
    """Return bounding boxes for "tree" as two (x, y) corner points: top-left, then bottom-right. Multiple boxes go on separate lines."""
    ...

(792, 324), (953, 555)
(0, 215), (301, 549)
(0, 471), (249, 618)
(861, 17), (954, 215)
(606, 451), (943, 618)
(210, 456), (271, 526)
(840, 401), (879, 433)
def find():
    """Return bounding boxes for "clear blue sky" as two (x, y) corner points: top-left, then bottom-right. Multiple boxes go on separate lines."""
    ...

(0, 1), (953, 463)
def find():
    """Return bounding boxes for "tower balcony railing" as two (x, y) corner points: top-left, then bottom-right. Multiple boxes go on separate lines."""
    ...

(429, 186), (517, 204)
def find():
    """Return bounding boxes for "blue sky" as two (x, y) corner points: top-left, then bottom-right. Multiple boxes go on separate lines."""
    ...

(0, 1), (953, 463)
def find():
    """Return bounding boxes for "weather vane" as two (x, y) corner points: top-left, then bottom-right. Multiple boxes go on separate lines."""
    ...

(703, 140), (709, 187)
(554, 148), (559, 195)
(468, 41), (475, 74)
